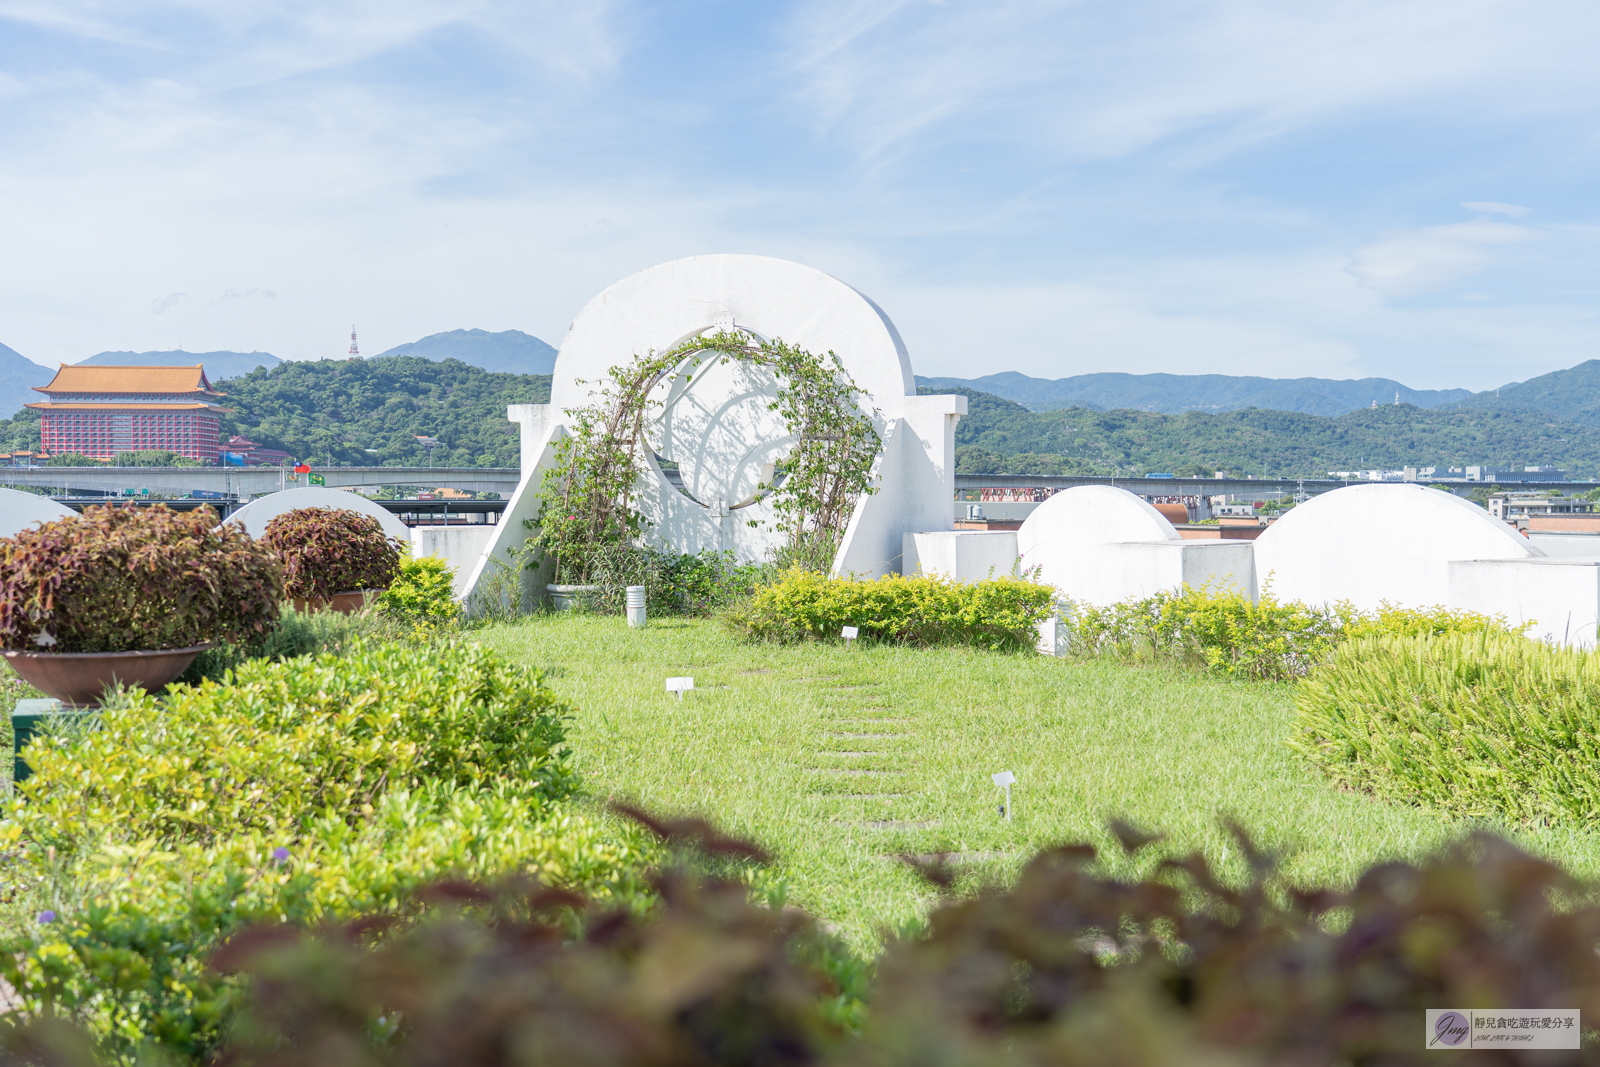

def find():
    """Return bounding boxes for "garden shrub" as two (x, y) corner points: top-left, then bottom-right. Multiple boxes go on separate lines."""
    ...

(13, 819), (1599, 1067)
(0, 640), (652, 1064)
(0, 794), (655, 1064)
(0, 504), (281, 653)
(723, 569), (1053, 651)
(1293, 632), (1600, 826)
(262, 507), (403, 602)
(565, 543), (774, 616)
(1064, 583), (1525, 680)
(6, 640), (575, 854)
(177, 603), (416, 686)
(377, 554), (461, 626)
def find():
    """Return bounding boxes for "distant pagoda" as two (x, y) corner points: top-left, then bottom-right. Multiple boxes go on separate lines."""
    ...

(28, 364), (228, 463)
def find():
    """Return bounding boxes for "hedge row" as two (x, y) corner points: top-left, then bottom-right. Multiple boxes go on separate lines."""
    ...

(723, 570), (1054, 652)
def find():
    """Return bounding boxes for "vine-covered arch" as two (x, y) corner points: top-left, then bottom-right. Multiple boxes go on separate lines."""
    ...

(534, 330), (879, 580)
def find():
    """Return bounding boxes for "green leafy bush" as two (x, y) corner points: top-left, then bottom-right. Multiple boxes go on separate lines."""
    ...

(378, 554), (461, 626)
(0, 504), (281, 653)
(1064, 584), (1525, 680)
(15, 819), (1600, 1067)
(262, 507), (402, 602)
(723, 570), (1054, 651)
(177, 603), (414, 686)
(565, 544), (774, 616)
(1294, 632), (1600, 826)
(6, 640), (575, 854)
(0, 640), (651, 1064)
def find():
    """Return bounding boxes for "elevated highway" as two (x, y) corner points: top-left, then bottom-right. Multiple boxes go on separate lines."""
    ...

(0, 465), (521, 498)
(953, 473), (1600, 499)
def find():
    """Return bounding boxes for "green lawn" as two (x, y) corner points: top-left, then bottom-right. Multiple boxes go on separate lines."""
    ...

(473, 614), (1600, 948)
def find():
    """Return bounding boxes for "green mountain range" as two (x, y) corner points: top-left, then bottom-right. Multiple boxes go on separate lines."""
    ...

(374, 329), (558, 375)
(937, 386), (1600, 480)
(916, 371), (1474, 416)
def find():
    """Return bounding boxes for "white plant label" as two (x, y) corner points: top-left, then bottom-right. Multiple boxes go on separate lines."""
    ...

(841, 626), (859, 639)
(665, 677), (694, 699)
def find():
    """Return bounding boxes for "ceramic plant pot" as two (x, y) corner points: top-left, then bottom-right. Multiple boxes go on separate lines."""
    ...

(546, 584), (600, 612)
(293, 590), (380, 614)
(2, 644), (211, 708)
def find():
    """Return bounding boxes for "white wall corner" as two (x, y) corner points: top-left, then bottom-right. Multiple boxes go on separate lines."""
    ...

(508, 404), (555, 474)
(461, 422), (566, 612)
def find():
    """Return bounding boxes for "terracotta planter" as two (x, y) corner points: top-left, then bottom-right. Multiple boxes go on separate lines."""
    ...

(3, 644), (210, 708)
(293, 590), (381, 615)
(547, 584), (600, 612)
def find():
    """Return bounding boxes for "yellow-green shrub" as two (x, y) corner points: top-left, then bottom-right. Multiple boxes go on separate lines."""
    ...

(378, 554), (461, 626)
(0, 640), (652, 1064)
(722, 570), (1054, 651)
(6, 640), (574, 855)
(1064, 584), (1525, 680)
(2, 791), (654, 1062)
(1293, 632), (1600, 826)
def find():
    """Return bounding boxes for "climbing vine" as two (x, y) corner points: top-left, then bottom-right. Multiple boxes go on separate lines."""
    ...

(534, 331), (879, 582)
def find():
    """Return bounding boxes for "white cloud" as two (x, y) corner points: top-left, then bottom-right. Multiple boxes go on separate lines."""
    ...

(1345, 220), (1540, 298)
(782, 0), (1600, 164)
(1463, 201), (1531, 217)
(150, 292), (187, 314)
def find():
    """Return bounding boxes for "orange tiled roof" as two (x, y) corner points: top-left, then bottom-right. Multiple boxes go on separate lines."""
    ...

(25, 402), (227, 412)
(33, 364), (223, 396)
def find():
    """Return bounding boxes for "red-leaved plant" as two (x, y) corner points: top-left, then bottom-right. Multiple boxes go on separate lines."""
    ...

(0, 504), (282, 653)
(262, 507), (403, 603)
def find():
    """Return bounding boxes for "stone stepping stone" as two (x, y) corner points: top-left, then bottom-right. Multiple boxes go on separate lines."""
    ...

(815, 792), (905, 799)
(862, 819), (940, 830)
(890, 851), (1014, 864)
(826, 732), (903, 739)
(808, 768), (900, 777)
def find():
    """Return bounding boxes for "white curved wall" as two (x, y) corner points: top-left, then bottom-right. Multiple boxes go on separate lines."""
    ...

(1253, 483), (1540, 611)
(223, 487), (411, 543)
(552, 254), (914, 421)
(0, 487), (76, 539)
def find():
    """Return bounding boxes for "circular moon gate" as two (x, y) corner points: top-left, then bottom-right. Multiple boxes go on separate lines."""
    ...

(551, 255), (916, 559)
(645, 329), (793, 515)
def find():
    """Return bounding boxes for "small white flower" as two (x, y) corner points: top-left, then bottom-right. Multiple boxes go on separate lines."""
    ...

(32, 632), (57, 648)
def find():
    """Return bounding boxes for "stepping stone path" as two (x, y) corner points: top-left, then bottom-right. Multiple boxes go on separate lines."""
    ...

(800, 673), (933, 843)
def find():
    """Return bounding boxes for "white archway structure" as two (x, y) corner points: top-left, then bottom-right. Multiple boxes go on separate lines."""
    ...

(0, 487), (76, 539)
(1253, 483), (1540, 611)
(461, 255), (967, 606)
(1017, 485), (1254, 606)
(223, 487), (411, 544)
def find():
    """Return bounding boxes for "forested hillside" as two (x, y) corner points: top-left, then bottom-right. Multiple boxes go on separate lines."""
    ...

(928, 387), (1600, 479)
(1454, 360), (1600, 427)
(917, 370), (1473, 416)
(216, 357), (551, 467)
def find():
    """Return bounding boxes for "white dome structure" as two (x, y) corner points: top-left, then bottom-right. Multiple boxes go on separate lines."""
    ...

(223, 487), (411, 543)
(0, 487), (76, 540)
(1252, 483), (1540, 612)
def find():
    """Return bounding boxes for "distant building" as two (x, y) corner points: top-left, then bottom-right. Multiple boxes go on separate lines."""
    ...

(1488, 493), (1595, 521)
(221, 435), (292, 467)
(27, 365), (226, 463)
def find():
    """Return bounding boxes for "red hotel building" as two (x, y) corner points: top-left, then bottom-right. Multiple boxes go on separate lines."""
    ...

(29, 365), (228, 463)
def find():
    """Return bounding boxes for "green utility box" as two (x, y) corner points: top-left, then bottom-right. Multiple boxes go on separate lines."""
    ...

(11, 699), (93, 784)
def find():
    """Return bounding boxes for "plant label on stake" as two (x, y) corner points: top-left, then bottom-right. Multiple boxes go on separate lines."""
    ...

(841, 625), (858, 650)
(665, 677), (694, 700)
(992, 770), (1016, 821)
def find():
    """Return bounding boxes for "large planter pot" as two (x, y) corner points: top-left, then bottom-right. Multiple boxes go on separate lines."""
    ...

(547, 584), (600, 612)
(293, 590), (381, 615)
(2, 644), (211, 708)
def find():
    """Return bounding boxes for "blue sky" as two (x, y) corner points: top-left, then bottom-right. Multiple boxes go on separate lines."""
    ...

(2, 1), (1599, 390)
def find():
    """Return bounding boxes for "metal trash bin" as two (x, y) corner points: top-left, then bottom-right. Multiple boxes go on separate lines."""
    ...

(625, 585), (647, 628)
(11, 699), (92, 784)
